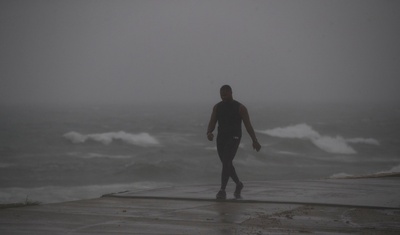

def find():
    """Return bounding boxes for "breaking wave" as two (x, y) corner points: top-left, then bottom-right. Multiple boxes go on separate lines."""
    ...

(63, 131), (160, 147)
(330, 164), (400, 179)
(66, 152), (133, 159)
(258, 123), (379, 154)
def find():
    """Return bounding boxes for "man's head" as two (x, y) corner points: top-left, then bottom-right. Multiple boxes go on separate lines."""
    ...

(220, 85), (233, 102)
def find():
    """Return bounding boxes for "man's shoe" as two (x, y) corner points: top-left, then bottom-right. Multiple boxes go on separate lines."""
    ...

(216, 190), (226, 200)
(234, 182), (244, 199)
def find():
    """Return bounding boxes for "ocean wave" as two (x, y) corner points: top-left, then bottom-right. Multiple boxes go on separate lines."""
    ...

(311, 135), (356, 154)
(258, 123), (379, 154)
(330, 164), (400, 179)
(63, 131), (160, 147)
(261, 123), (320, 139)
(67, 152), (133, 159)
(378, 164), (400, 175)
(329, 173), (354, 179)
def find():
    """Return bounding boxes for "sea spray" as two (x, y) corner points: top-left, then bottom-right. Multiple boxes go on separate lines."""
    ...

(258, 123), (380, 154)
(64, 131), (160, 147)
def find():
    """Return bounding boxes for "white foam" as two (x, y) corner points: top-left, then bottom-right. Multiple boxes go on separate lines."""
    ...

(63, 131), (86, 144)
(329, 164), (400, 179)
(311, 136), (356, 154)
(260, 123), (320, 139)
(258, 123), (379, 154)
(63, 131), (160, 147)
(378, 164), (400, 174)
(81, 153), (132, 159)
(330, 172), (354, 179)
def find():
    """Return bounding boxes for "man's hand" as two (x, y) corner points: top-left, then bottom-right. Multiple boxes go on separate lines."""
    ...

(253, 141), (261, 152)
(207, 132), (214, 141)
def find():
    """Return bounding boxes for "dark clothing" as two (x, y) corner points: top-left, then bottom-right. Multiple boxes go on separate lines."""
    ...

(215, 100), (243, 190)
(216, 100), (242, 138)
(217, 135), (241, 189)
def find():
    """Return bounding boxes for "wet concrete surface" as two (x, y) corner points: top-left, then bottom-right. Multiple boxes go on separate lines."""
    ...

(1, 179), (399, 234)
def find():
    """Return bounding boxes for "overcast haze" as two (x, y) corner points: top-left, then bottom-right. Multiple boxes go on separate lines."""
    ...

(1, 0), (399, 105)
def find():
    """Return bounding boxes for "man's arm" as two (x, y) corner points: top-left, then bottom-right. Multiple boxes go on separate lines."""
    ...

(206, 105), (217, 141)
(240, 104), (261, 152)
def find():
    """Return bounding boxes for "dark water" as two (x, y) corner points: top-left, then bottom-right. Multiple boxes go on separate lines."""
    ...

(1, 103), (399, 203)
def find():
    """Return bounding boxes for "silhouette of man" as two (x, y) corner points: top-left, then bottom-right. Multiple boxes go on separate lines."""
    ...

(207, 85), (261, 199)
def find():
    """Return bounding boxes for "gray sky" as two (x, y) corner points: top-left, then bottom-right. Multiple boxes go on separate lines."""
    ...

(1, 0), (399, 105)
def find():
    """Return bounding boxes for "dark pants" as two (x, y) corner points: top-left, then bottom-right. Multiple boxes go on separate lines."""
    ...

(217, 135), (241, 190)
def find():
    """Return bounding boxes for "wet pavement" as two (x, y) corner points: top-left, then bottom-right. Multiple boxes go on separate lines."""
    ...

(0, 179), (399, 234)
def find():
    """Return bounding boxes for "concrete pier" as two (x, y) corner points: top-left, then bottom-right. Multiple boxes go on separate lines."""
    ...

(1, 179), (399, 234)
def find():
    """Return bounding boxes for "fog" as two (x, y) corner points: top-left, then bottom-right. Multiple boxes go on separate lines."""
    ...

(1, 0), (399, 105)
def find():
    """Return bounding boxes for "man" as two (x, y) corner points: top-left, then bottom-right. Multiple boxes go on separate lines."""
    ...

(207, 85), (261, 199)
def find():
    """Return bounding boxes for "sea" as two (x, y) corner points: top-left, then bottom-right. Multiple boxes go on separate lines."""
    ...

(1, 102), (399, 204)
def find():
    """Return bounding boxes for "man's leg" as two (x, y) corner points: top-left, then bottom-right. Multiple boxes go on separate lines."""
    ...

(217, 139), (229, 191)
(226, 137), (241, 184)
(221, 137), (244, 199)
(217, 137), (241, 190)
